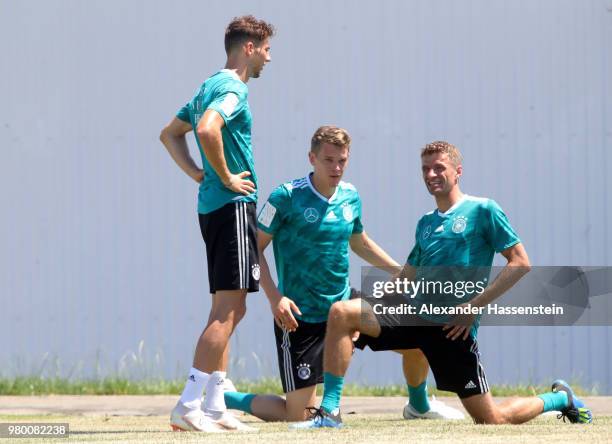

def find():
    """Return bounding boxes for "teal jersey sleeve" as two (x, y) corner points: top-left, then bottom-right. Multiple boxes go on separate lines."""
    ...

(207, 85), (247, 126)
(484, 200), (521, 252)
(257, 185), (291, 235)
(352, 195), (364, 234)
(176, 103), (191, 123)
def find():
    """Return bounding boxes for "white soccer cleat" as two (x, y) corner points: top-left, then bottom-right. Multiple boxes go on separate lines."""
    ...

(205, 409), (258, 432)
(403, 396), (465, 420)
(170, 401), (225, 432)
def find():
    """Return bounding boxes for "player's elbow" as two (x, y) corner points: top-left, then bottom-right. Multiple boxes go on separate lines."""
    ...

(512, 257), (531, 277)
(517, 252), (531, 273)
(522, 262), (532, 277)
(159, 125), (179, 146)
(349, 235), (367, 253)
(159, 126), (169, 144)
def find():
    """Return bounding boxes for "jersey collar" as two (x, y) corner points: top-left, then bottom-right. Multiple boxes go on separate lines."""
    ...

(437, 194), (468, 218)
(307, 173), (338, 203)
(219, 69), (245, 84)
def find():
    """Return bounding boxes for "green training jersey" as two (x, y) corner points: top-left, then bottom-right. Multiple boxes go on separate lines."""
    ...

(258, 174), (364, 323)
(177, 69), (257, 214)
(407, 195), (521, 334)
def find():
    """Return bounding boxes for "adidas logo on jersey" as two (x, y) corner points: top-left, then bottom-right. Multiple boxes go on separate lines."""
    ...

(325, 212), (338, 221)
(464, 380), (477, 389)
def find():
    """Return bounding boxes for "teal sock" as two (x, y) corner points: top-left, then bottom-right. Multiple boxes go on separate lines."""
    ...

(538, 391), (569, 413)
(223, 391), (256, 414)
(408, 381), (430, 414)
(320, 372), (344, 414)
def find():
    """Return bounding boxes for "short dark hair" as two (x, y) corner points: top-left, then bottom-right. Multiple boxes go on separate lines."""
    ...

(225, 15), (275, 54)
(310, 126), (351, 153)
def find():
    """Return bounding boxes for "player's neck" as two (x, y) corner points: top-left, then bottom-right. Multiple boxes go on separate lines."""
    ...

(224, 60), (249, 83)
(311, 174), (336, 199)
(435, 188), (464, 213)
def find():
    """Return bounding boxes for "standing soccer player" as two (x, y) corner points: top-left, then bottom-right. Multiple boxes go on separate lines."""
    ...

(159, 16), (274, 433)
(223, 126), (459, 422)
(295, 141), (593, 428)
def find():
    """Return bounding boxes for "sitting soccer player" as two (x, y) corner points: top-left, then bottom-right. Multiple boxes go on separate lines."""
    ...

(293, 141), (593, 428)
(224, 127), (462, 421)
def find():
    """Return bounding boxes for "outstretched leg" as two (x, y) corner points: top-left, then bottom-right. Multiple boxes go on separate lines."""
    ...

(225, 385), (317, 421)
(461, 380), (592, 425)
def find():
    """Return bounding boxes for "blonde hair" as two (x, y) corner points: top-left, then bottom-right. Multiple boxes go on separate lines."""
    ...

(310, 125), (351, 153)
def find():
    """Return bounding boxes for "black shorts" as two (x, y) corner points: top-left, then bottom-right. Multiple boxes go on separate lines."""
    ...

(274, 319), (326, 393)
(198, 201), (259, 293)
(354, 319), (489, 399)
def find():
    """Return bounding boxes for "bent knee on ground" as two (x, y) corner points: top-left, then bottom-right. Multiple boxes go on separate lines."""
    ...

(470, 412), (508, 424)
(461, 393), (509, 425)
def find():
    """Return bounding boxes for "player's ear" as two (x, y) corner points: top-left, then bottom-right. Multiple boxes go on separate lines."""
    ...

(244, 41), (254, 56)
(456, 164), (463, 180)
(308, 150), (316, 166)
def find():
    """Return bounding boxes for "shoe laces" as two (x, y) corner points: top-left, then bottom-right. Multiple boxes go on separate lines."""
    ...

(305, 407), (326, 424)
(557, 407), (578, 423)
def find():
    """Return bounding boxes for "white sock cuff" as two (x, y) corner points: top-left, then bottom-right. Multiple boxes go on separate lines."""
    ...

(189, 367), (210, 381)
(204, 371), (228, 412)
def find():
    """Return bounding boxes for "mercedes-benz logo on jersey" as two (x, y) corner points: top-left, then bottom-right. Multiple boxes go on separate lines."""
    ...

(422, 225), (432, 240)
(452, 216), (467, 234)
(251, 264), (260, 281)
(297, 363), (311, 380)
(303, 207), (319, 223)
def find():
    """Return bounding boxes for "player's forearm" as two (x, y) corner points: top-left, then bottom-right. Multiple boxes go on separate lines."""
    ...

(351, 235), (400, 270)
(471, 262), (531, 307)
(258, 251), (283, 305)
(198, 129), (232, 185)
(160, 133), (202, 183)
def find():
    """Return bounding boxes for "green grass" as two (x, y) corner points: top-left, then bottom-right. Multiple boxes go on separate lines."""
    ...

(0, 377), (595, 397)
(0, 414), (609, 444)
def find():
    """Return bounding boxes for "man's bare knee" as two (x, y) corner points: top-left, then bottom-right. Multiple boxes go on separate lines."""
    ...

(461, 392), (508, 425)
(209, 294), (247, 324)
(328, 301), (351, 323)
(472, 414), (507, 425)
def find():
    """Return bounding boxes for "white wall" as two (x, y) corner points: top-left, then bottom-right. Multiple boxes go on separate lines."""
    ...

(1, 0), (611, 391)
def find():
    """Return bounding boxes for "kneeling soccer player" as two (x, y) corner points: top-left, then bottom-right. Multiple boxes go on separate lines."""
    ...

(224, 127), (462, 421)
(293, 141), (593, 428)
